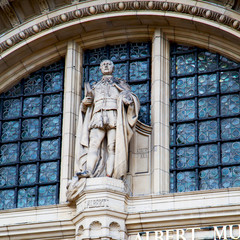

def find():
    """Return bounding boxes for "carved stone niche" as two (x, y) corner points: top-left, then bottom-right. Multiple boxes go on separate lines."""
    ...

(68, 177), (127, 240)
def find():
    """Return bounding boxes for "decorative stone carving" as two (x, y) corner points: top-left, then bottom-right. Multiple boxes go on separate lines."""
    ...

(75, 60), (140, 179)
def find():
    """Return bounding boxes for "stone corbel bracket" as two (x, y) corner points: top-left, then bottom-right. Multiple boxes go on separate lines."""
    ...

(0, 0), (240, 54)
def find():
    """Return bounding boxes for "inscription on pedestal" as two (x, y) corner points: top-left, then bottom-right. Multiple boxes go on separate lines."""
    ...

(85, 199), (109, 209)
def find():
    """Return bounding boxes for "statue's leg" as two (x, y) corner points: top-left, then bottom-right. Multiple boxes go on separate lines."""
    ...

(87, 128), (105, 174)
(106, 128), (116, 177)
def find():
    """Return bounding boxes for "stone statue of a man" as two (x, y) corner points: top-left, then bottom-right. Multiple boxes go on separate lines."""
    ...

(75, 60), (140, 179)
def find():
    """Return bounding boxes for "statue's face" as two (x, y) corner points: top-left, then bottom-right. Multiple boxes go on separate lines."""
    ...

(100, 60), (114, 75)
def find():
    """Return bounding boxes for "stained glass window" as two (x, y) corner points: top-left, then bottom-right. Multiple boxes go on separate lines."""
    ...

(170, 44), (240, 192)
(0, 60), (64, 209)
(83, 42), (151, 125)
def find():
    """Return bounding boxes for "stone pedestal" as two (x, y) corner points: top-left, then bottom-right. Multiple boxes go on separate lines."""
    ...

(71, 177), (128, 240)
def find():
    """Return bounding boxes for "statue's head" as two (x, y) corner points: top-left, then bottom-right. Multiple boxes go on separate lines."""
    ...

(100, 60), (114, 75)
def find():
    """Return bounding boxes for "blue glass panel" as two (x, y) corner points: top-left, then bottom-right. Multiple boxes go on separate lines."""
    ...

(221, 94), (240, 115)
(170, 126), (175, 145)
(219, 56), (238, 69)
(222, 166), (240, 188)
(44, 72), (63, 92)
(1, 121), (20, 141)
(221, 118), (240, 140)
(170, 149), (174, 168)
(4, 83), (21, 97)
(177, 171), (196, 192)
(3, 99), (21, 119)
(129, 61), (148, 81)
(138, 105), (149, 125)
(176, 147), (195, 168)
(200, 168), (219, 190)
(170, 79), (175, 97)
(24, 75), (41, 94)
(198, 74), (217, 95)
(0, 167), (16, 187)
(43, 94), (62, 115)
(23, 97), (41, 116)
(130, 43), (149, 58)
(177, 123), (195, 145)
(20, 141), (38, 162)
(0, 190), (15, 209)
(89, 66), (102, 85)
(198, 52), (217, 72)
(170, 173), (174, 192)
(21, 119), (40, 139)
(222, 142), (240, 164)
(0, 144), (18, 164)
(220, 71), (240, 93)
(199, 144), (218, 166)
(113, 63), (127, 79)
(131, 83), (149, 103)
(199, 120), (218, 142)
(17, 188), (35, 208)
(88, 47), (108, 64)
(38, 185), (57, 206)
(19, 164), (37, 185)
(41, 139), (59, 160)
(198, 97), (217, 118)
(170, 102), (175, 121)
(176, 54), (195, 75)
(42, 117), (61, 137)
(40, 162), (58, 183)
(110, 44), (127, 61)
(176, 77), (195, 98)
(177, 100), (195, 120)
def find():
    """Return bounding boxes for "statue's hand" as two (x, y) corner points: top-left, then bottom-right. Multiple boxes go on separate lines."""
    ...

(122, 91), (133, 105)
(82, 96), (93, 106)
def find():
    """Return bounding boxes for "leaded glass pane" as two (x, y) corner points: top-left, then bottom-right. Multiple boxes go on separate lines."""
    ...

(221, 118), (240, 140)
(199, 121), (218, 142)
(0, 190), (15, 209)
(170, 173), (174, 192)
(220, 56), (238, 69)
(177, 123), (195, 145)
(177, 171), (196, 192)
(42, 116), (61, 137)
(130, 42), (149, 58)
(199, 144), (218, 166)
(22, 119), (40, 139)
(221, 94), (240, 115)
(38, 185), (57, 206)
(170, 102), (175, 121)
(175, 45), (195, 52)
(110, 44), (127, 61)
(222, 142), (240, 164)
(0, 167), (16, 187)
(198, 52), (217, 72)
(4, 83), (21, 97)
(20, 141), (38, 162)
(177, 100), (195, 120)
(170, 125), (175, 145)
(198, 74), (217, 95)
(176, 54), (195, 75)
(19, 164), (37, 185)
(23, 97), (41, 116)
(113, 63), (127, 79)
(41, 139), (60, 160)
(220, 71), (240, 93)
(138, 105), (149, 125)
(88, 47), (108, 64)
(176, 77), (195, 98)
(222, 166), (240, 188)
(89, 66), (102, 85)
(131, 83), (149, 103)
(1, 121), (20, 141)
(40, 162), (58, 183)
(170, 149), (174, 168)
(43, 94), (62, 115)
(44, 72), (63, 93)
(0, 144), (18, 164)
(129, 61), (148, 81)
(18, 188), (36, 208)
(198, 97), (217, 118)
(24, 75), (41, 94)
(176, 147), (195, 168)
(200, 168), (219, 190)
(3, 99), (21, 119)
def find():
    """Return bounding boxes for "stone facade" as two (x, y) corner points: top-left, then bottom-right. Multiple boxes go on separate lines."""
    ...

(0, 0), (240, 239)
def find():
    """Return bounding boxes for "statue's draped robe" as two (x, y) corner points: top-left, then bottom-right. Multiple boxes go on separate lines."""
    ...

(75, 79), (140, 179)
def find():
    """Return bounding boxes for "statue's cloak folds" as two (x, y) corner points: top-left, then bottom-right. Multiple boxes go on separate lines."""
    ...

(75, 81), (140, 179)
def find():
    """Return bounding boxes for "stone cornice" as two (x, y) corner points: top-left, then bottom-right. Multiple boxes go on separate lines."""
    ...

(0, 0), (240, 55)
